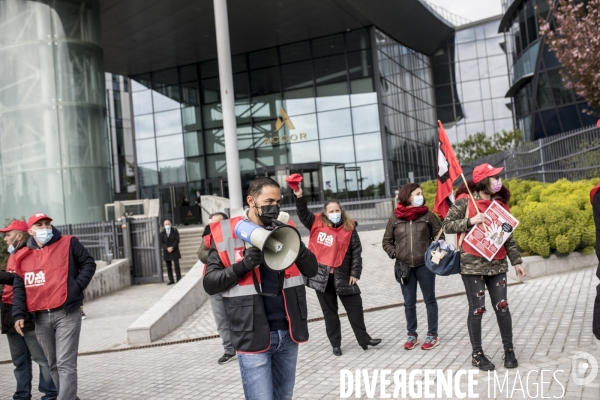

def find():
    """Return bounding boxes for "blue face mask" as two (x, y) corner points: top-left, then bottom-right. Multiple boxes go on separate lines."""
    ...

(412, 195), (424, 207)
(35, 228), (53, 245)
(7, 242), (16, 254)
(328, 213), (341, 224)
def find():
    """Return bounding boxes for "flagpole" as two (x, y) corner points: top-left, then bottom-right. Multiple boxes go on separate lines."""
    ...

(460, 172), (488, 233)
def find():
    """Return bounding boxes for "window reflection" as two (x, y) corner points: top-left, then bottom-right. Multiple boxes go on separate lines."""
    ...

(318, 108), (353, 138)
(352, 104), (380, 134)
(154, 109), (182, 136)
(136, 139), (156, 164)
(158, 159), (186, 184)
(132, 90), (152, 115)
(156, 134), (184, 161)
(138, 162), (158, 186)
(354, 133), (382, 162)
(153, 85), (180, 112)
(320, 137), (355, 163)
(134, 114), (154, 139)
(289, 140), (320, 163)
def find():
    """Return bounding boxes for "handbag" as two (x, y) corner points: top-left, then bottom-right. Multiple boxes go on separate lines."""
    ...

(424, 228), (462, 276)
(394, 260), (412, 285)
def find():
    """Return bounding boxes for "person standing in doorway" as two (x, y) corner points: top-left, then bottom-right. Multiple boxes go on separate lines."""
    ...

(293, 185), (381, 356)
(12, 212), (96, 399)
(1, 220), (57, 400)
(198, 212), (236, 364)
(382, 183), (442, 351)
(160, 220), (181, 285)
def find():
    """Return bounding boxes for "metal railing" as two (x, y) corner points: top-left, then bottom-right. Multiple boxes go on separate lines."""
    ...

(281, 198), (395, 231)
(55, 216), (163, 284)
(421, 0), (471, 26)
(464, 125), (600, 183)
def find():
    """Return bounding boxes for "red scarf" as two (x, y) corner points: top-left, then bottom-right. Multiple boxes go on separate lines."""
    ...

(591, 182), (600, 205)
(394, 203), (429, 220)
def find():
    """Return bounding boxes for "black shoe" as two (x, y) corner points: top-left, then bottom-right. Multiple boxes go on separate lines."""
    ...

(503, 348), (518, 369)
(332, 347), (342, 356)
(218, 353), (237, 364)
(167, 281), (175, 285)
(472, 351), (495, 371)
(361, 338), (382, 350)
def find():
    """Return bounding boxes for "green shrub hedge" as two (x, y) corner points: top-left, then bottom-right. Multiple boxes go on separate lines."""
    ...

(418, 178), (599, 257)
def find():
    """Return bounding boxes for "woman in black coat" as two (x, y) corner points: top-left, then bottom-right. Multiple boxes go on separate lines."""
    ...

(293, 186), (381, 356)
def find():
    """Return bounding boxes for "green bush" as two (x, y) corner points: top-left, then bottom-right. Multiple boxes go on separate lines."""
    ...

(422, 177), (599, 257)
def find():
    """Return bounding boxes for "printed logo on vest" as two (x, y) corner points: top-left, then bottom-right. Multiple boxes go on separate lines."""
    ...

(317, 232), (334, 246)
(24, 271), (46, 287)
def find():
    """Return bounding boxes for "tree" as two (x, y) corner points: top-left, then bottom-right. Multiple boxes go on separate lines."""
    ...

(453, 130), (524, 163)
(539, 0), (600, 115)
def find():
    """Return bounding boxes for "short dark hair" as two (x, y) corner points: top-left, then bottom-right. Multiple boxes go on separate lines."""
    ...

(247, 177), (280, 198)
(212, 212), (229, 220)
(397, 183), (424, 206)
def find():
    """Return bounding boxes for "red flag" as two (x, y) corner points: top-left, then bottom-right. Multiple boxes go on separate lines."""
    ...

(434, 121), (463, 218)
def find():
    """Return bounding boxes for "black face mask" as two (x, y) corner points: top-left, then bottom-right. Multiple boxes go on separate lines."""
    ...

(255, 204), (280, 226)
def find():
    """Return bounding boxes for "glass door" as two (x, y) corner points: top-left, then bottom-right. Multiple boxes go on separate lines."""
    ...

(159, 185), (187, 223)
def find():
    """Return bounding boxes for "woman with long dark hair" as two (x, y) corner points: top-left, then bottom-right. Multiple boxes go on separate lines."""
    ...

(382, 183), (442, 351)
(293, 186), (381, 356)
(443, 163), (526, 371)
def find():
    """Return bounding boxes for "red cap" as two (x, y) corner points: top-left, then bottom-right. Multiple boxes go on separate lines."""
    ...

(0, 220), (28, 233)
(472, 163), (504, 183)
(285, 173), (303, 191)
(27, 213), (53, 229)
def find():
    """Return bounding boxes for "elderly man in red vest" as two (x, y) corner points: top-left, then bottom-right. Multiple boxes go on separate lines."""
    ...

(203, 177), (318, 400)
(12, 213), (96, 400)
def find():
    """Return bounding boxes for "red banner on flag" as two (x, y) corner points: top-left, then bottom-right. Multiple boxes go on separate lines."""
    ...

(434, 121), (463, 218)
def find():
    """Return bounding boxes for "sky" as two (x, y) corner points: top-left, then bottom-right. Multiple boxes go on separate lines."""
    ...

(425, 0), (503, 23)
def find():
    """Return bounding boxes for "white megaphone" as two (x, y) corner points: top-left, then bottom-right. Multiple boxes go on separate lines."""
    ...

(234, 217), (301, 271)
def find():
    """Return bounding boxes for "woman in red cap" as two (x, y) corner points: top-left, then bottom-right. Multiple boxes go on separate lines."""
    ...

(292, 183), (381, 356)
(0, 220), (57, 399)
(442, 163), (526, 371)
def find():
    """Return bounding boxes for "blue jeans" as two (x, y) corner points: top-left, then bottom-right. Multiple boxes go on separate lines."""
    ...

(237, 330), (298, 400)
(7, 330), (57, 400)
(399, 265), (438, 337)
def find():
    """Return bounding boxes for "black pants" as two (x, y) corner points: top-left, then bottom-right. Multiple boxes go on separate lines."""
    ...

(461, 273), (513, 354)
(166, 259), (181, 282)
(315, 274), (371, 348)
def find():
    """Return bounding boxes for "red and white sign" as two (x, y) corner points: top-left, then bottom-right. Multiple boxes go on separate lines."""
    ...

(464, 200), (519, 261)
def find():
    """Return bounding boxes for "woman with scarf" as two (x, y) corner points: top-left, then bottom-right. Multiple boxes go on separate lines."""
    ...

(294, 186), (381, 357)
(442, 163), (526, 371)
(382, 183), (442, 351)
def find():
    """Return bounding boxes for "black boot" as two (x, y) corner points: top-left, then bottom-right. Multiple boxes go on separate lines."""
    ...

(332, 347), (342, 356)
(472, 351), (495, 371)
(503, 348), (518, 368)
(361, 338), (382, 350)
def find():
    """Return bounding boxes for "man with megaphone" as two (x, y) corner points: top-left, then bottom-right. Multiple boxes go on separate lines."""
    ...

(203, 177), (318, 400)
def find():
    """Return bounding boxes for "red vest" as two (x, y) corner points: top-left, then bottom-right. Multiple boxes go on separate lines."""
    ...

(210, 216), (305, 297)
(456, 194), (508, 260)
(308, 216), (353, 268)
(591, 182), (600, 205)
(15, 236), (72, 312)
(2, 252), (18, 305)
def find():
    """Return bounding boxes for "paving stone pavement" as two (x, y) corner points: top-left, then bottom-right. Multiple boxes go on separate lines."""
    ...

(0, 228), (599, 399)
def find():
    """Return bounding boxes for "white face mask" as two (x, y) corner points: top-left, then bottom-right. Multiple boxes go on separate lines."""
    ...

(165, 225), (171, 230)
(328, 213), (341, 224)
(411, 195), (424, 207)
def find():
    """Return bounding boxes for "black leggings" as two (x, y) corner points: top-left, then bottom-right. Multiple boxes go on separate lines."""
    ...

(461, 273), (513, 354)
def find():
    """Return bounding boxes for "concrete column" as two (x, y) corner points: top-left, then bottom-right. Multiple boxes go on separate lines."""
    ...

(213, 0), (243, 209)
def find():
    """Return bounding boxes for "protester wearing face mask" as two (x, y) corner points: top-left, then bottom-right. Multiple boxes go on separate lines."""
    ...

(382, 183), (442, 351)
(160, 220), (181, 285)
(203, 177), (318, 400)
(12, 213), (96, 399)
(294, 185), (381, 357)
(0, 220), (57, 400)
(443, 164), (526, 371)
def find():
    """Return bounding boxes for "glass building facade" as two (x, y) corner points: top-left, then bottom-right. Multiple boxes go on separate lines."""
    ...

(433, 16), (514, 144)
(0, 0), (112, 225)
(375, 29), (438, 187)
(130, 28), (388, 216)
(501, 0), (598, 140)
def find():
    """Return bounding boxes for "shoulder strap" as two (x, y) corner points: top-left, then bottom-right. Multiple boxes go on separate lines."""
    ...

(251, 269), (285, 297)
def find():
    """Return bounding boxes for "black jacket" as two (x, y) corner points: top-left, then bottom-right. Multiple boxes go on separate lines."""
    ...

(1, 245), (36, 334)
(160, 228), (181, 261)
(295, 195), (363, 296)
(12, 227), (96, 320)
(592, 188), (600, 340)
(203, 220), (318, 352)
